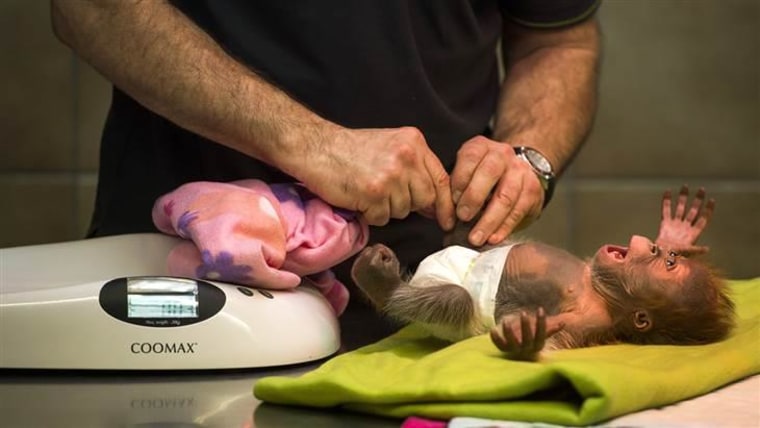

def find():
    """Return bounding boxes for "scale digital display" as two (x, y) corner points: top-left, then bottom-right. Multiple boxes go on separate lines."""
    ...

(127, 277), (199, 319)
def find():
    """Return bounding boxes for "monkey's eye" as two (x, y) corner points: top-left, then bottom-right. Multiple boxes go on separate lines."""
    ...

(665, 251), (678, 270)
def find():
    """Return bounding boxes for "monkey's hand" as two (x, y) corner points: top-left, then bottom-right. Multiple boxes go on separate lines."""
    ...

(655, 185), (714, 253)
(490, 308), (564, 361)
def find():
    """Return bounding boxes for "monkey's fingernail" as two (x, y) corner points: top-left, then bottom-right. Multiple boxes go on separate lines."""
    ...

(471, 230), (484, 246)
(452, 190), (462, 203)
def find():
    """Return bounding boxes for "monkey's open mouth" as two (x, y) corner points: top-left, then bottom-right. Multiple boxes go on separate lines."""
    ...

(606, 245), (628, 260)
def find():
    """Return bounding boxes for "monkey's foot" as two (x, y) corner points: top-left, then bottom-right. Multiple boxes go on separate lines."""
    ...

(350, 244), (404, 308)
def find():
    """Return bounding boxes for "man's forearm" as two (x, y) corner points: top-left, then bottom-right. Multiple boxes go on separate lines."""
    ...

(50, 0), (336, 177)
(492, 16), (601, 174)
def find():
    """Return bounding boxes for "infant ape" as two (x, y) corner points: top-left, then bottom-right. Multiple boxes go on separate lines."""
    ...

(351, 186), (734, 360)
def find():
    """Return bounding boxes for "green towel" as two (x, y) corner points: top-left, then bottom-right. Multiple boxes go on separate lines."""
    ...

(254, 278), (760, 426)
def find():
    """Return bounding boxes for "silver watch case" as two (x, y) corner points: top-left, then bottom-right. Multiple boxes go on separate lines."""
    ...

(513, 146), (556, 209)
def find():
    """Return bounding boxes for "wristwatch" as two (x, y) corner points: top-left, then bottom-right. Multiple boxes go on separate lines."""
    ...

(513, 146), (556, 209)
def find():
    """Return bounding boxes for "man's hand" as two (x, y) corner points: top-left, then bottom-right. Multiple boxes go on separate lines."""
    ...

(656, 185), (715, 252)
(465, 15), (601, 247)
(450, 136), (544, 246)
(490, 308), (564, 361)
(298, 126), (456, 229)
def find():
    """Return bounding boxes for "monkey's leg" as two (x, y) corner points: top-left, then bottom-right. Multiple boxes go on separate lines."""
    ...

(350, 244), (405, 310)
(385, 280), (476, 339)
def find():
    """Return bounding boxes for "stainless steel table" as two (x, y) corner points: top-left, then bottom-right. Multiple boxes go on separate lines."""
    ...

(0, 303), (403, 428)
(3, 354), (759, 427)
(0, 364), (399, 428)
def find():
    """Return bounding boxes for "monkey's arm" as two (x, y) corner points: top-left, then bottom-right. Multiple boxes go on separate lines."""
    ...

(490, 308), (567, 361)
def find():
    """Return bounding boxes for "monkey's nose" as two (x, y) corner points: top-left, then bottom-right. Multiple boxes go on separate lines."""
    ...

(628, 235), (653, 253)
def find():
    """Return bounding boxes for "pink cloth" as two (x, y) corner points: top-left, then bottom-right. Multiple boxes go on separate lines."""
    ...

(401, 417), (448, 428)
(151, 179), (369, 315)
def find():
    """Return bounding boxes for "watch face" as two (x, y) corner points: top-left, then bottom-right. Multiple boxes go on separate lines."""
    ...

(525, 148), (552, 174)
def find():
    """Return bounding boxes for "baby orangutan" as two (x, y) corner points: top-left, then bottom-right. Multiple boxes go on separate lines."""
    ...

(350, 186), (734, 360)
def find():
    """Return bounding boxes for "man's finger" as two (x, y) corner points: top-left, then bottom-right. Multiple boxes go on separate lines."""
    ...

(450, 141), (487, 204)
(361, 202), (391, 226)
(456, 152), (505, 223)
(423, 154), (455, 230)
(388, 192), (411, 220)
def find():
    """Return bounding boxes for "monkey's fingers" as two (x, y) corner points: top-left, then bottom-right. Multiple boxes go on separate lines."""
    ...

(693, 198), (715, 231)
(533, 308), (547, 352)
(519, 311), (534, 351)
(489, 326), (506, 351)
(684, 187), (706, 224)
(498, 321), (523, 355)
(661, 189), (673, 220)
(674, 185), (689, 219)
(490, 325), (512, 353)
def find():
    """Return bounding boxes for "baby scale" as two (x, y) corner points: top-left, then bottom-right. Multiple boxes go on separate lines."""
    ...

(0, 234), (340, 370)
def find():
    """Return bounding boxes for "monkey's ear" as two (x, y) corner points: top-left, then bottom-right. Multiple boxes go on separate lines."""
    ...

(632, 310), (652, 332)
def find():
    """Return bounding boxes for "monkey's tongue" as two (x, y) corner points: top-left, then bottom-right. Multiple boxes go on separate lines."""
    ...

(606, 245), (628, 260)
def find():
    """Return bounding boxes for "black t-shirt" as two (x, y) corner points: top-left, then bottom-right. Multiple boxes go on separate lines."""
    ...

(90, 0), (599, 272)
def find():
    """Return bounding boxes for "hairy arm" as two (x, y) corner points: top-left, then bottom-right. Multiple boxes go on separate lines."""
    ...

(452, 16), (601, 246)
(51, 0), (318, 168)
(494, 16), (601, 174)
(50, 0), (454, 228)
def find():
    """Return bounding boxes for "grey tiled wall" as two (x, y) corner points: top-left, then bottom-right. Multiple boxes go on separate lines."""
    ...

(0, 1), (107, 245)
(2, 1), (758, 278)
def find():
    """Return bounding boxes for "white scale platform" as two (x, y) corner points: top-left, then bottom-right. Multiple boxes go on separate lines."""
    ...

(0, 234), (340, 370)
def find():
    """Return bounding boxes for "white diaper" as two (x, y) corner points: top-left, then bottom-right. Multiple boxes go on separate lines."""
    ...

(409, 244), (516, 326)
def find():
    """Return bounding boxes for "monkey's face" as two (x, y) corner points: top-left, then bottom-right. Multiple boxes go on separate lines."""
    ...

(592, 235), (693, 294)
(591, 237), (732, 344)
